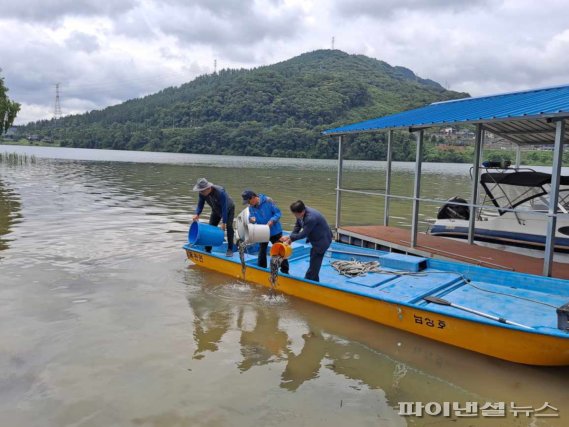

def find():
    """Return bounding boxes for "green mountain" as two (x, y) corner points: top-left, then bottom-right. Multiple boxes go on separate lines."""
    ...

(19, 50), (469, 159)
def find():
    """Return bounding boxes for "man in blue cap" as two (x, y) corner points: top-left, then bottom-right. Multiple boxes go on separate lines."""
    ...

(280, 200), (332, 282)
(242, 190), (289, 274)
(192, 178), (235, 256)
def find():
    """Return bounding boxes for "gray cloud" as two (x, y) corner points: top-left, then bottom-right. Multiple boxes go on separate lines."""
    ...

(335, 0), (495, 18)
(113, 0), (306, 56)
(65, 31), (100, 53)
(1, 24), (194, 120)
(163, 0), (257, 17)
(3, 0), (139, 23)
(3, 0), (569, 125)
(161, 0), (286, 17)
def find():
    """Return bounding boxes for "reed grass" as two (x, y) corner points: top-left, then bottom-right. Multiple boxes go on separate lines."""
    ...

(0, 152), (37, 165)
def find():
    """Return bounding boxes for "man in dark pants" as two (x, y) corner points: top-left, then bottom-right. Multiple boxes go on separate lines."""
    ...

(192, 178), (235, 256)
(242, 190), (289, 274)
(280, 200), (332, 282)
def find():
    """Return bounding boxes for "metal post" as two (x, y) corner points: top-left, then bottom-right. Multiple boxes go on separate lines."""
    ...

(468, 125), (484, 244)
(515, 144), (522, 169)
(335, 135), (344, 230)
(384, 130), (393, 226)
(411, 130), (424, 247)
(543, 119), (565, 276)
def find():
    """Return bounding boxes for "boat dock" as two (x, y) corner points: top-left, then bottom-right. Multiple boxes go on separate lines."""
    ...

(325, 85), (569, 277)
(338, 225), (569, 280)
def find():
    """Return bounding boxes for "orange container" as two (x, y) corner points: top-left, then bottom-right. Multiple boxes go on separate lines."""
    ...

(270, 242), (293, 259)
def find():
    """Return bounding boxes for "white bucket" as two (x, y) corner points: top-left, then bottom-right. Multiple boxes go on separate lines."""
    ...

(244, 223), (270, 243)
(236, 208), (249, 241)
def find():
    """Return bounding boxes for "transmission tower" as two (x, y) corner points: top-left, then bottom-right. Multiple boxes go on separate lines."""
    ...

(331, 36), (335, 50)
(53, 83), (62, 119)
(214, 59), (217, 74)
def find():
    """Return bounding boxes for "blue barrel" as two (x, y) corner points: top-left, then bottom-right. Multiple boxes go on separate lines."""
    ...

(188, 222), (225, 246)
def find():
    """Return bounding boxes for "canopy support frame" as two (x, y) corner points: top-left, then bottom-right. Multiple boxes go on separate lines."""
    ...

(411, 130), (424, 247)
(384, 130), (393, 226)
(468, 125), (484, 244)
(543, 119), (565, 276)
(335, 135), (344, 230)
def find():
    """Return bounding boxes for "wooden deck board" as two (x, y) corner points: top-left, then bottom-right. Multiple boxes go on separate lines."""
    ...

(339, 225), (569, 280)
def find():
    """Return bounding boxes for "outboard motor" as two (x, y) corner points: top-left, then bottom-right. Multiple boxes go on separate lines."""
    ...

(437, 196), (470, 220)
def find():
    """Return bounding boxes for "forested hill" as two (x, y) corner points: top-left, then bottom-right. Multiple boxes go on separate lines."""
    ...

(19, 50), (469, 159)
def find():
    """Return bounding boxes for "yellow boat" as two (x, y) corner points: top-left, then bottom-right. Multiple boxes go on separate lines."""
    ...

(183, 239), (569, 366)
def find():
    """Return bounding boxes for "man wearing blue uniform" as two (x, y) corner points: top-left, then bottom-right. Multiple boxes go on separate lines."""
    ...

(242, 190), (289, 274)
(281, 200), (332, 282)
(192, 178), (235, 256)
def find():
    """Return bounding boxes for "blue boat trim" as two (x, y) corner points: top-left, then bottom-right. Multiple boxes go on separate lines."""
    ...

(183, 239), (569, 338)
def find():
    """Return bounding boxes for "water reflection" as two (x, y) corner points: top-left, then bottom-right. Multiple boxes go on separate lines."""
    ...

(186, 266), (569, 426)
(192, 304), (233, 359)
(238, 307), (291, 372)
(279, 330), (325, 391)
(1, 146), (567, 426)
(0, 178), (21, 254)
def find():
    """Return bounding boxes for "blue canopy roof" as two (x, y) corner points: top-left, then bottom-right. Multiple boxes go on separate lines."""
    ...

(323, 84), (569, 144)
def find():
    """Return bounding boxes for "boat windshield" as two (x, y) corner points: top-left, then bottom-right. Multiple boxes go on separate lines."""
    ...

(480, 171), (569, 214)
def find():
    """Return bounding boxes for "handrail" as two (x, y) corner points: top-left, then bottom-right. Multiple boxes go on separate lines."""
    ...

(336, 187), (567, 218)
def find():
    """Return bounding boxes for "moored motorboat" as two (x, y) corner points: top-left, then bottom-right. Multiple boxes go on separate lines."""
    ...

(184, 238), (569, 366)
(430, 168), (569, 251)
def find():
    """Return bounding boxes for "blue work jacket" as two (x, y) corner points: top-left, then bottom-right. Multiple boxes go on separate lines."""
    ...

(195, 185), (235, 223)
(247, 194), (283, 237)
(290, 206), (332, 253)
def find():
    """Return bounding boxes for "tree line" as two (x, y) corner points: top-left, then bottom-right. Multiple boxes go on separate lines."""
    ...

(17, 50), (469, 159)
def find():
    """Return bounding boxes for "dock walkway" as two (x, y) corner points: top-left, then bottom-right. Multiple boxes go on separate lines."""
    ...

(338, 225), (569, 280)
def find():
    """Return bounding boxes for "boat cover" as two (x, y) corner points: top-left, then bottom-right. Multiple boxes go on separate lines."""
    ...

(480, 172), (569, 212)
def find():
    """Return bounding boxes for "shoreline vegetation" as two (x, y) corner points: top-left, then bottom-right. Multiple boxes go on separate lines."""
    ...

(14, 50), (471, 160)
(11, 51), (566, 166)
(2, 137), (566, 167)
(0, 150), (36, 165)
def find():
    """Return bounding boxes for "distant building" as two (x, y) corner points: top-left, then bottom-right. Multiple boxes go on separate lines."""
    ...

(3, 127), (17, 139)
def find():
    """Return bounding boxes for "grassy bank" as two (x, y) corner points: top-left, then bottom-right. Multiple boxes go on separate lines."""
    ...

(1, 139), (60, 147)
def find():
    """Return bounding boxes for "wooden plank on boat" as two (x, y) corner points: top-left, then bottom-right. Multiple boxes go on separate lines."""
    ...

(338, 225), (569, 280)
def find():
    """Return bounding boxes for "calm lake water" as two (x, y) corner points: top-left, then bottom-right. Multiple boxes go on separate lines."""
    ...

(1, 145), (568, 427)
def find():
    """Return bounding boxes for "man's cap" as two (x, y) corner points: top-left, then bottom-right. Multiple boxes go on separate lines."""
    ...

(241, 189), (257, 204)
(193, 178), (213, 192)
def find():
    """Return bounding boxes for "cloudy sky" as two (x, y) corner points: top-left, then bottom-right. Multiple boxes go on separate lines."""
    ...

(2, 0), (569, 124)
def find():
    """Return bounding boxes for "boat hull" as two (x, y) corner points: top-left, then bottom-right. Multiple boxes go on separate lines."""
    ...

(431, 214), (569, 252)
(185, 248), (569, 366)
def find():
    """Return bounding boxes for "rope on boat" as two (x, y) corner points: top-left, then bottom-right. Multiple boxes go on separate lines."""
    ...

(330, 258), (555, 309)
(238, 241), (552, 309)
(331, 261), (554, 309)
(330, 259), (433, 277)
(330, 259), (383, 277)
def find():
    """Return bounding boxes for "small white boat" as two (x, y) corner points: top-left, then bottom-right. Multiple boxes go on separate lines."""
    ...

(430, 168), (569, 251)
